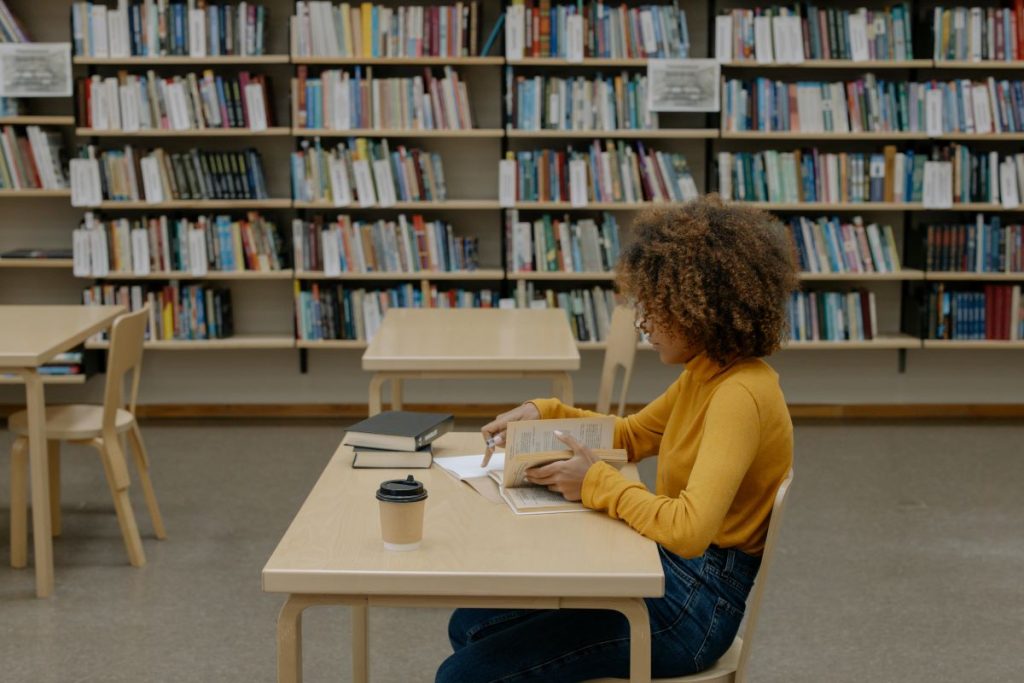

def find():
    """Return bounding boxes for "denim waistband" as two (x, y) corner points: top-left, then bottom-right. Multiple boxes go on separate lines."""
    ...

(702, 545), (761, 584)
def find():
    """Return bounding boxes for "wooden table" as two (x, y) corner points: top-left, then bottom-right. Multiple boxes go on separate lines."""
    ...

(0, 305), (125, 597)
(263, 432), (664, 683)
(362, 308), (581, 415)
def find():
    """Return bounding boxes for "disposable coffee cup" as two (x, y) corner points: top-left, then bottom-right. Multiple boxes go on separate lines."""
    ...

(376, 475), (427, 551)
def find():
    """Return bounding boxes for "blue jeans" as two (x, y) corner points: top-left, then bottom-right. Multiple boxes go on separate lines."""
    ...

(436, 545), (760, 683)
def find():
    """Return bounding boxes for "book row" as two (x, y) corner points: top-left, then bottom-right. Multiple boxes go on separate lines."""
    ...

(925, 284), (1023, 340)
(291, 138), (446, 205)
(0, 126), (67, 191)
(932, 5), (1024, 62)
(516, 283), (617, 343)
(294, 2), (481, 58)
(72, 146), (269, 203)
(83, 283), (235, 341)
(72, 1), (269, 57)
(722, 76), (1024, 135)
(787, 216), (901, 275)
(71, 212), (284, 277)
(295, 66), (472, 131)
(502, 142), (698, 204)
(714, 4), (913, 64)
(921, 218), (1024, 273)
(295, 282), (500, 341)
(0, 0), (27, 42)
(291, 214), (478, 274)
(78, 71), (273, 132)
(507, 70), (654, 132)
(506, 2), (690, 60)
(505, 211), (621, 274)
(788, 290), (878, 342)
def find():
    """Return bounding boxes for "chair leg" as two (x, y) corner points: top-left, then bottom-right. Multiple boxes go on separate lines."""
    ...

(127, 424), (166, 540)
(10, 437), (29, 569)
(95, 438), (146, 568)
(48, 441), (61, 537)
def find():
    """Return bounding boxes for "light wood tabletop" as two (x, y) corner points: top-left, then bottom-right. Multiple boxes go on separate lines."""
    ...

(263, 432), (664, 683)
(0, 305), (126, 367)
(362, 308), (581, 372)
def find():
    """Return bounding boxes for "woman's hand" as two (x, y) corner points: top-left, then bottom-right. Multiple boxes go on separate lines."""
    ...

(480, 402), (541, 465)
(525, 431), (600, 502)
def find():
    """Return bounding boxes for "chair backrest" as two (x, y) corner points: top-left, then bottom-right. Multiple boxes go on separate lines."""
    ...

(101, 307), (148, 433)
(735, 469), (794, 683)
(595, 306), (639, 416)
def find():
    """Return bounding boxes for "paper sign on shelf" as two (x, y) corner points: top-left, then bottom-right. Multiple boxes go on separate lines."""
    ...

(505, 5), (525, 61)
(499, 159), (517, 207)
(715, 16), (733, 63)
(70, 158), (102, 207)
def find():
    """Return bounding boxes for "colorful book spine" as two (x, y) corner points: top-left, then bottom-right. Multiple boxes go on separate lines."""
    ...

(933, 6), (1024, 61)
(508, 69), (655, 131)
(925, 283), (1023, 340)
(787, 216), (901, 274)
(82, 282), (235, 341)
(504, 210), (620, 273)
(0, 125), (69, 190)
(515, 282), (617, 342)
(924, 217), (1024, 273)
(788, 289), (878, 341)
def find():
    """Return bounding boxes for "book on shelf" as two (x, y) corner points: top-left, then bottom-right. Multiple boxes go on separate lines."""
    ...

(71, 211), (283, 277)
(504, 210), (620, 273)
(291, 137), (447, 205)
(294, 282), (500, 341)
(788, 289), (878, 342)
(516, 282), (616, 342)
(83, 282), (235, 341)
(917, 217), (1024, 273)
(505, 1), (689, 60)
(343, 410), (454, 451)
(714, 4), (912, 63)
(502, 141), (697, 204)
(492, 417), (626, 515)
(923, 283), (1023, 340)
(723, 75), (1024, 135)
(932, 5), (1024, 62)
(71, 144), (270, 204)
(0, 125), (68, 190)
(292, 214), (478, 274)
(71, 1), (269, 57)
(78, 70), (274, 131)
(0, 248), (74, 260)
(295, 65), (473, 131)
(293, 2), (481, 58)
(351, 445), (433, 468)
(506, 68), (655, 131)
(0, 0), (29, 119)
(787, 216), (900, 274)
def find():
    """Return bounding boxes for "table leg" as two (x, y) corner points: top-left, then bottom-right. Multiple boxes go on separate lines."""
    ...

(20, 370), (54, 598)
(562, 597), (651, 682)
(391, 378), (404, 411)
(368, 374), (386, 417)
(351, 601), (369, 683)
(277, 595), (307, 683)
(555, 372), (574, 407)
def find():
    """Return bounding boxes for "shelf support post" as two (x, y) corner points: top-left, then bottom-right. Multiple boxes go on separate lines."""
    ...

(299, 348), (308, 374)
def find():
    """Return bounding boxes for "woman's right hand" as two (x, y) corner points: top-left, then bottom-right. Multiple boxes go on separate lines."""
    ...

(481, 402), (541, 465)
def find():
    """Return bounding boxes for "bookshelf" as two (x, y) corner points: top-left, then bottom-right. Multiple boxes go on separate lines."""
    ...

(76, 128), (293, 137)
(72, 55), (291, 66)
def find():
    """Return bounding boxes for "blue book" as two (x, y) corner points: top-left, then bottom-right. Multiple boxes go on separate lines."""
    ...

(481, 12), (505, 56)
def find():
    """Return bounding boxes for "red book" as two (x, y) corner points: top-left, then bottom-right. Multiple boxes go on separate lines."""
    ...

(1016, 0), (1024, 60)
(237, 71), (251, 127)
(985, 285), (994, 339)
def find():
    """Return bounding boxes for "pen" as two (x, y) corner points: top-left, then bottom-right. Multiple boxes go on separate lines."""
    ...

(481, 433), (503, 468)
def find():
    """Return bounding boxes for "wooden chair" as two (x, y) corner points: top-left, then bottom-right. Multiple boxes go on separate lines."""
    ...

(9, 308), (166, 570)
(585, 469), (794, 683)
(596, 306), (639, 416)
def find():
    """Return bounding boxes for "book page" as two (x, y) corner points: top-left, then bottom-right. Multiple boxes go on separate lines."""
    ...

(490, 470), (587, 515)
(503, 417), (615, 488)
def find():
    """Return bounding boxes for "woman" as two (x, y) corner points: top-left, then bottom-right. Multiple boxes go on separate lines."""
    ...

(435, 196), (799, 683)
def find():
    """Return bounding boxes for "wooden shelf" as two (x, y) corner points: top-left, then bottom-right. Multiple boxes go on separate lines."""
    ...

(0, 374), (87, 385)
(722, 131), (1024, 141)
(800, 269), (924, 281)
(737, 202), (1012, 212)
(721, 59), (932, 69)
(294, 199), (500, 210)
(507, 128), (718, 139)
(512, 57), (648, 66)
(291, 56), (503, 66)
(73, 55), (290, 65)
(512, 201), (659, 210)
(933, 60), (1024, 69)
(782, 335), (921, 350)
(96, 199), (293, 209)
(0, 115), (74, 126)
(576, 340), (608, 350)
(922, 339), (1024, 349)
(509, 271), (615, 281)
(77, 127), (291, 137)
(923, 271), (1024, 281)
(88, 270), (295, 281)
(0, 258), (73, 269)
(86, 335), (295, 350)
(296, 339), (369, 349)
(296, 269), (503, 281)
(0, 189), (71, 198)
(293, 127), (503, 138)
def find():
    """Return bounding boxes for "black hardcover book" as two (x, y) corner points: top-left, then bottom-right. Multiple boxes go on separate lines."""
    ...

(1, 248), (74, 259)
(196, 151), (215, 198)
(342, 411), (455, 451)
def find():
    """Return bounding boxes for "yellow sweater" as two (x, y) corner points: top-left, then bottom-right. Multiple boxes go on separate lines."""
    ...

(532, 353), (792, 558)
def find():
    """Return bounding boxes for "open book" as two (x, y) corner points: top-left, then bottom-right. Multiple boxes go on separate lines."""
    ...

(490, 417), (628, 514)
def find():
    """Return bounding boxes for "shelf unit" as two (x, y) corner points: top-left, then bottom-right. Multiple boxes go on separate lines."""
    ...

(72, 55), (291, 65)
(89, 270), (296, 281)
(293, 128), (504, 138)
(85, 335), (296, 351)
(0, 258), (74, 269)
(0, 189), (72, 198)
(290, 56), (504, 66)
(77, 128), (292, 137)
(0, 374), (87, 385)
(94, 199), (293, 210)
(295, 269), (504, 281)
(0, 115), (75, 126)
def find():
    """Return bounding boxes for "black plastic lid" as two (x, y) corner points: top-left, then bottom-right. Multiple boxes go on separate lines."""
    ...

(376, 475), (428, 503)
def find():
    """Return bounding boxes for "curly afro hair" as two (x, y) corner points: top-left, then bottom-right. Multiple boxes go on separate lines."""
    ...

(616, 195), (799, 366)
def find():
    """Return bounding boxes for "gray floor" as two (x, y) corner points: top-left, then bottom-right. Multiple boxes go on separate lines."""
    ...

(1, 419), (1022, 683)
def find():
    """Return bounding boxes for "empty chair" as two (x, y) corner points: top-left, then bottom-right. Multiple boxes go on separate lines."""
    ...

(585, 470), (794, 683)
(596, 306), (640, 416)
(9, 307), (166, 570)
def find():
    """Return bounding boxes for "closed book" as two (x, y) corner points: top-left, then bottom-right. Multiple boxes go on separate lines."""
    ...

(351, 445), (432, 469)
(342, 410), (454, 451)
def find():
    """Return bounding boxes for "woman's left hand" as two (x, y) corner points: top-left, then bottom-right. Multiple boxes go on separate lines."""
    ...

(525, 430), (600, 502)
